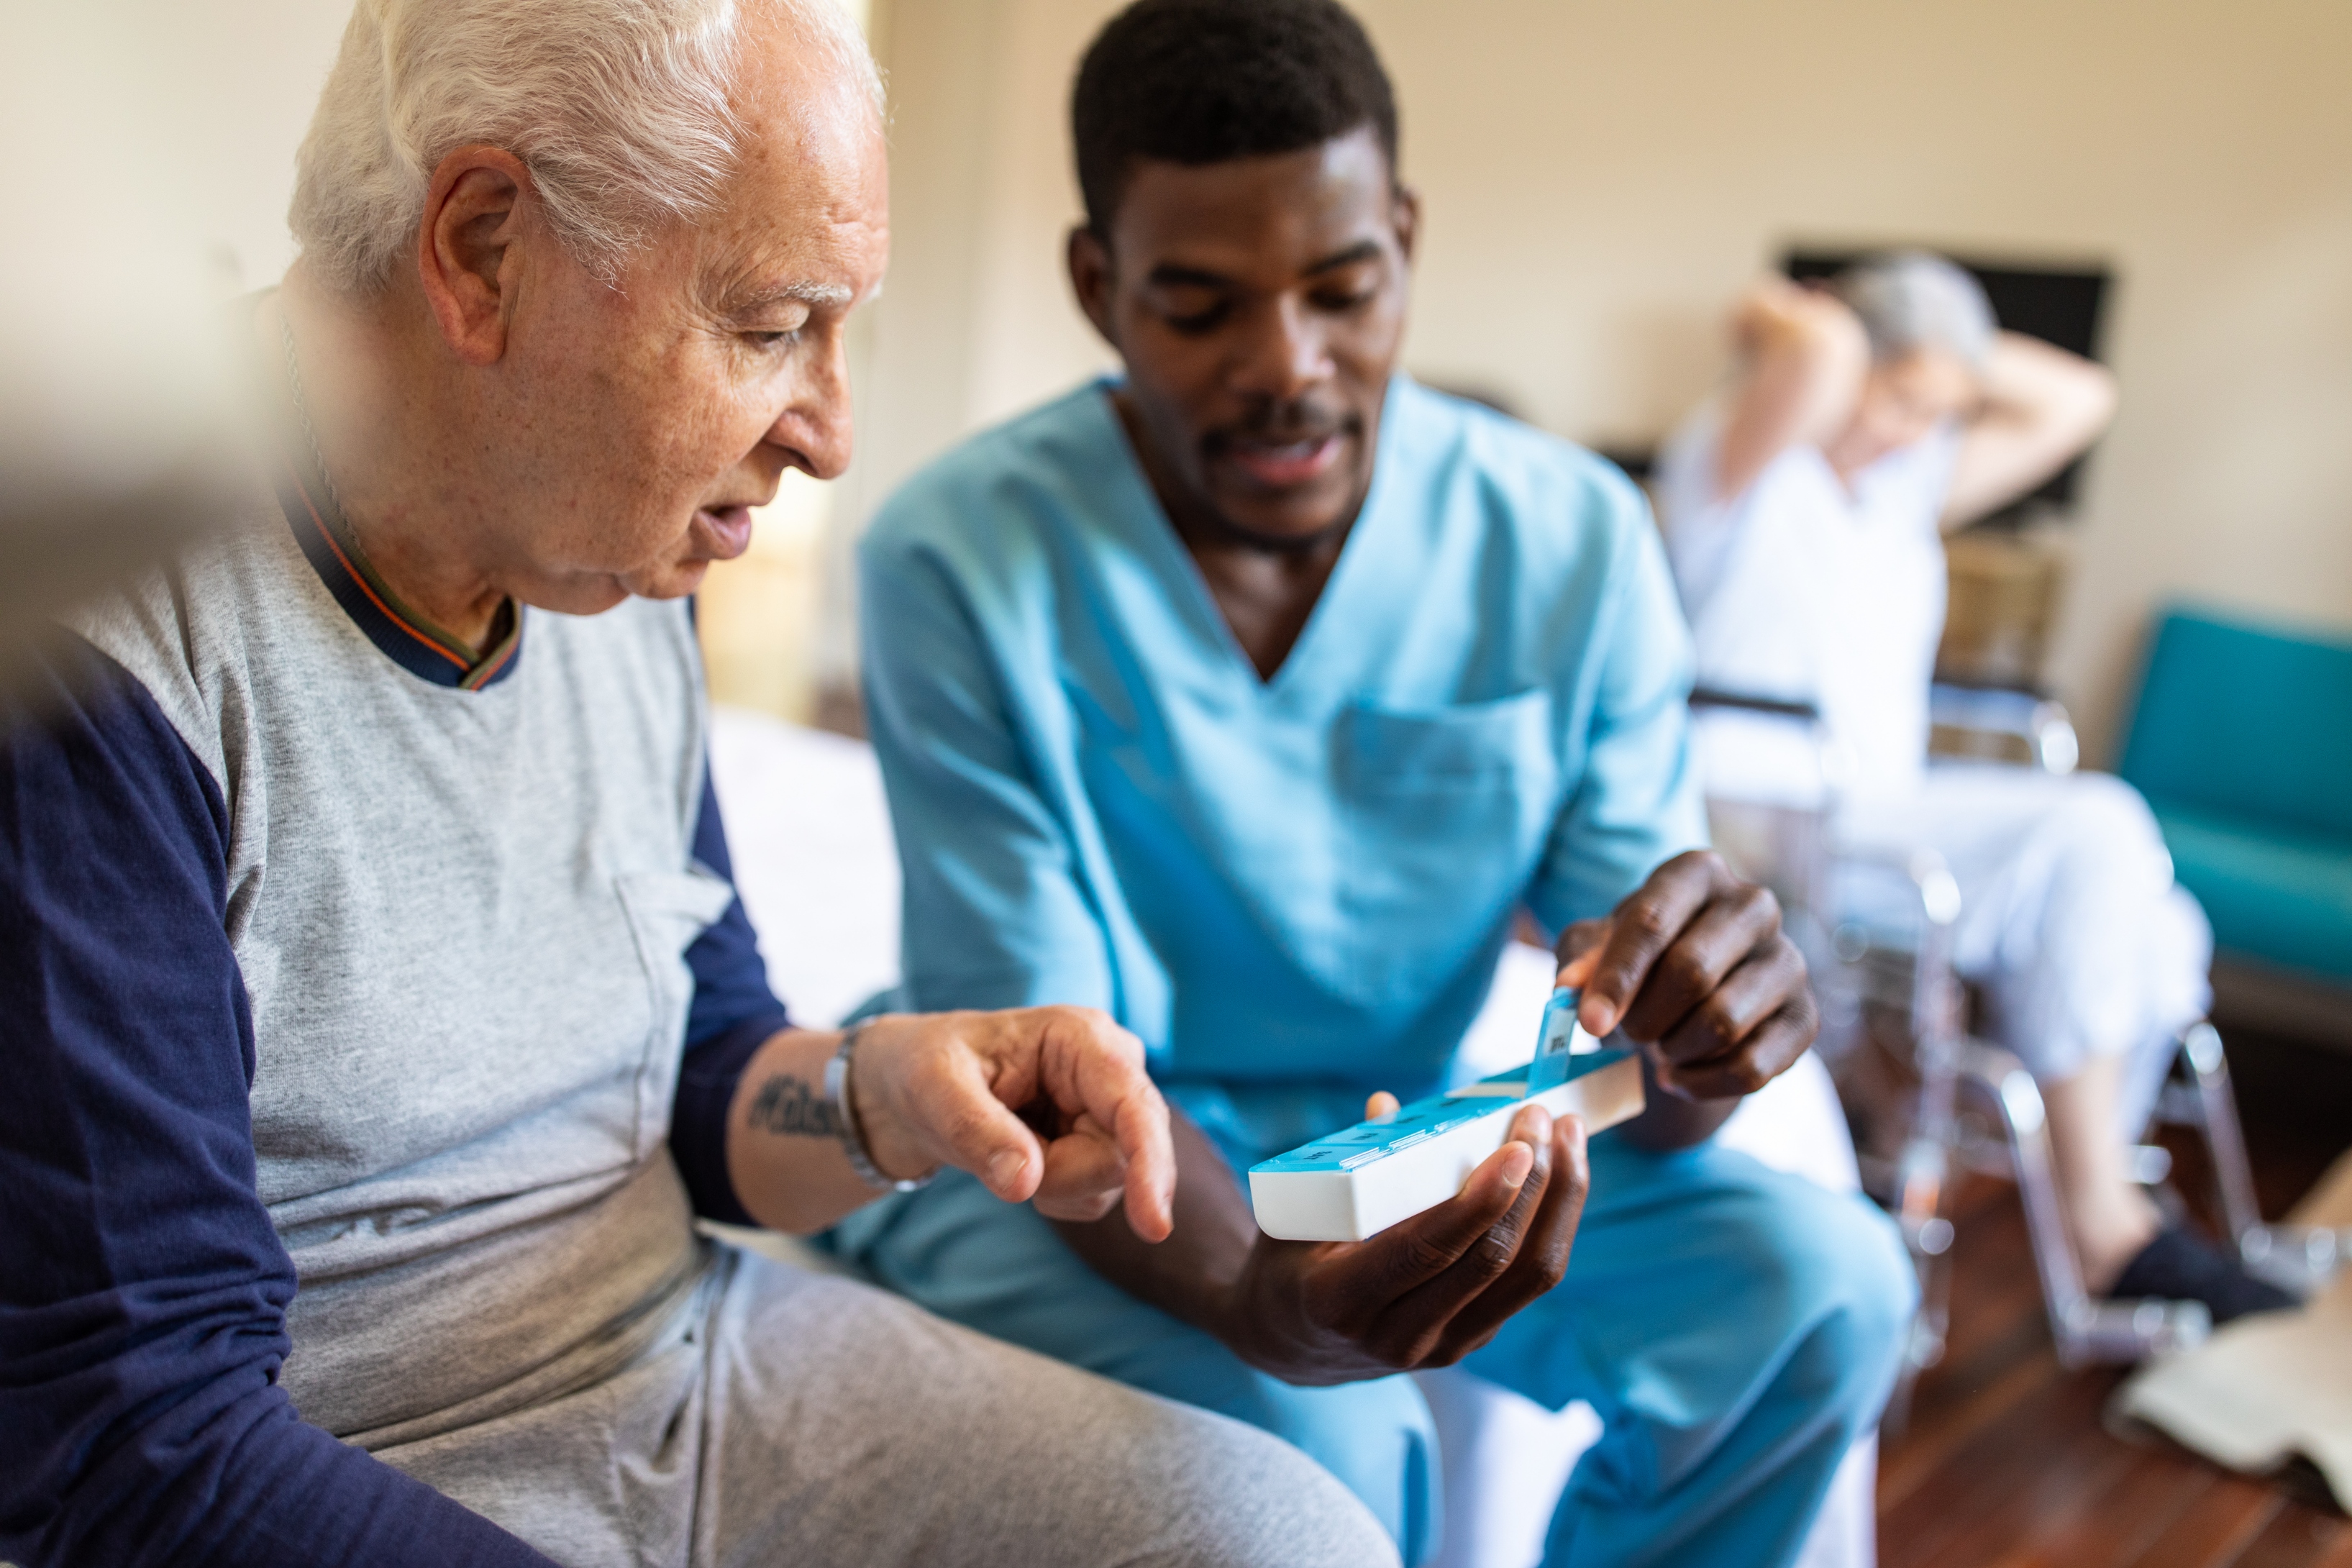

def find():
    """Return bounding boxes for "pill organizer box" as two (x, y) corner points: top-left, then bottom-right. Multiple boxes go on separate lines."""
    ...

(1248, 990), (1644, 1243)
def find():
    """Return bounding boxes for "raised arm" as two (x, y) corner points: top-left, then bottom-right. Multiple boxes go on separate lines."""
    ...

(1941, 331), (2118, 527)
(1710, 278), (1873, 503)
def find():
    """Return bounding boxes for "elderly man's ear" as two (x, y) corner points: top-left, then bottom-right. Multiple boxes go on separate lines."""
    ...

(415, 147), (535, 368)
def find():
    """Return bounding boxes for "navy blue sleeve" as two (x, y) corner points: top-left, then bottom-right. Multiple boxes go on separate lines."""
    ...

(670, 766), (793, 1225)
(0, 637), (557, 1568)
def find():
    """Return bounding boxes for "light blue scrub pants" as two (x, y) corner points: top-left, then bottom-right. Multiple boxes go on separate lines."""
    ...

(829, 1129), (1915, 1568)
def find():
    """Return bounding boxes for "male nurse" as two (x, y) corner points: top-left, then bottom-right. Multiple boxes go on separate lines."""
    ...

(843, 1), (1916, 1564)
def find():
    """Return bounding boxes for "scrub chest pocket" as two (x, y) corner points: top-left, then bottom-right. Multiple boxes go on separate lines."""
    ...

(1054, 673), (1569, 1018)
(1330, 690), (1562, 998)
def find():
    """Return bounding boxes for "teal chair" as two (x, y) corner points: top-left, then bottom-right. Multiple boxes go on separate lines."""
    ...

(2118, 606), (2352, 987)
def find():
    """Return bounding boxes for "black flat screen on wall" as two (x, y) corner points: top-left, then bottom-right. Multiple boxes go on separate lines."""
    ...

(1783, 247), (2112, 515)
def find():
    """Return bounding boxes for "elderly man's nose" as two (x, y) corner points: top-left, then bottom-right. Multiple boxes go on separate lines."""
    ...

(1233, 298), (1330, 401)
(784, 411), (852, 481)
(772, 355), (854, 480)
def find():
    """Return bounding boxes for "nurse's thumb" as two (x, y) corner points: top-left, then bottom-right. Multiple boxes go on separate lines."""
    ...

(1555, 916), (1623, 1037)
(1554, 916), (1610, 990)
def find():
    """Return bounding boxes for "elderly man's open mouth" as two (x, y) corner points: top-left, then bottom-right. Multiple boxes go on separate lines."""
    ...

(692, 501), (757, 560)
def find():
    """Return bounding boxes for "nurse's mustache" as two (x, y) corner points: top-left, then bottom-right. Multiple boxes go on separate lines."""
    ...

(1203, 407), (1359, 452)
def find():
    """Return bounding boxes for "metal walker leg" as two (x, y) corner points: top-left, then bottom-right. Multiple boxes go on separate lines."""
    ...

(1873, 853), (1964, 1430)
(2155, 1021), (2347, 1296)
(1859, 847), (2210, 1382)
(1959, 1041), (2210, 1367)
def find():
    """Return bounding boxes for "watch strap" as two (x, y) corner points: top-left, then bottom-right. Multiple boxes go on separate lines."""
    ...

(826, 1024), (936, 1193)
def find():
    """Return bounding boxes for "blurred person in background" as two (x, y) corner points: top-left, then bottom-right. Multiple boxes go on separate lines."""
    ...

(0, 2), (1403, 1565)
(1655, 255), (2292, 1325)
(839, 1), (1918, 1564)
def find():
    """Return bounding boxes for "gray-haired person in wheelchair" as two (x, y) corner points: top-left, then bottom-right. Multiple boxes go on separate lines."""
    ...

(1651, 252), (2294, 1329)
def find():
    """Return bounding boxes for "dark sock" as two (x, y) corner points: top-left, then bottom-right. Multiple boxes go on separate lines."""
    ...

(2109, 1226), (2301, 1324)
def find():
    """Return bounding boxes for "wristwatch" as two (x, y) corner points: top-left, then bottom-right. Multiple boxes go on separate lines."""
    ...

(825, 1023), (937, 1193)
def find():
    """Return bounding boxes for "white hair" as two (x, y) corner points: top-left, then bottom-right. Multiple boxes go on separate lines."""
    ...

(291, 0), (880, 296)
(1829, 251), (1997, 370)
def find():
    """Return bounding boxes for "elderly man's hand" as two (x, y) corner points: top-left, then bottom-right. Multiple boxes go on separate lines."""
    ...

(849, 1007), (1177, 1241)
(1555, 849), (1818, 1103)
(1218, 1101), (1588, 1384)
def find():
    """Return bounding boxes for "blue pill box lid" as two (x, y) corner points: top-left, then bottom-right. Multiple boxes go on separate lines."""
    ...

(1250, 1044), (1628, 1178)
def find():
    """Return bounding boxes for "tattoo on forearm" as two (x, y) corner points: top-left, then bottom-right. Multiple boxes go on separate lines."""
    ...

(747, 1074), (843, 1138)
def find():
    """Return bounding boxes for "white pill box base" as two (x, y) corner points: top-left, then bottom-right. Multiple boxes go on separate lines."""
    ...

(1248, 1054), (1646, 1243)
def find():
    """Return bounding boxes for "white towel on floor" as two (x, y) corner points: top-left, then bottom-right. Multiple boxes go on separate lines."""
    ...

(2111, 1152), (2352, 1506)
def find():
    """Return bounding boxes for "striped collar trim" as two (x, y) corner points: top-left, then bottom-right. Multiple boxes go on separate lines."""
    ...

(271, 427), (524, 693)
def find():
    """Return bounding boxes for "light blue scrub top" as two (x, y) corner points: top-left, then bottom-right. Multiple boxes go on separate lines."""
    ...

(860, 377), (1708, 1157)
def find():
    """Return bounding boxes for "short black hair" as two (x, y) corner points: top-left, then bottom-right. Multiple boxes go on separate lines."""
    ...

(1072, 0), (1399, 237)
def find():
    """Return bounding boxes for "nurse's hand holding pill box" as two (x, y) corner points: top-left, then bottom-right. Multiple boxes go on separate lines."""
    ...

(1056, 848), (1820, 1387)
(1246, 988), (1640, 1244)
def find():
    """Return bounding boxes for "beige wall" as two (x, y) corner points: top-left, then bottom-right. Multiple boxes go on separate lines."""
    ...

(131, 1), (2352, 748)
(129, 0), (352, 292)
(859, 0), (2352, 757)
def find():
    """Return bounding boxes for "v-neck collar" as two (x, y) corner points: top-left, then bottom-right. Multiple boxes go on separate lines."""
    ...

(257, 292), (524, 692)
(1086, 375), (1414, 704)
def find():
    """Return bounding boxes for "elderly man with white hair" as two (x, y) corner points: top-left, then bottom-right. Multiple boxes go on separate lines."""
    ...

(0, 3), (1400, 1565)
(1655, 253), (2292, 1327)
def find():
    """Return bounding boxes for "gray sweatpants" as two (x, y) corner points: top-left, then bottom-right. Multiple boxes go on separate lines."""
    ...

(376, 1244), (1395, 1567)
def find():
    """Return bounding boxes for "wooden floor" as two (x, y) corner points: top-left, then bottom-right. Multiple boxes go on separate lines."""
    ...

(1877, 1027), (2352, 1567)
